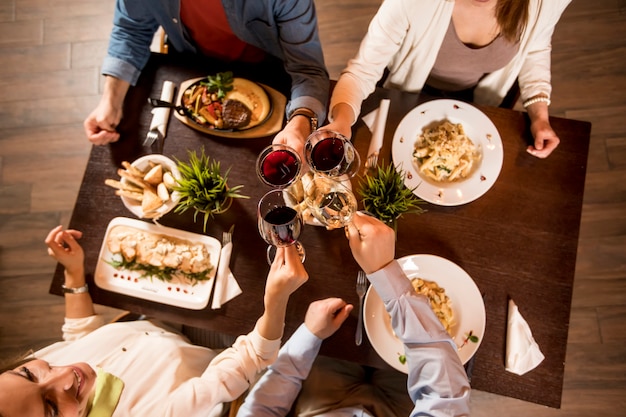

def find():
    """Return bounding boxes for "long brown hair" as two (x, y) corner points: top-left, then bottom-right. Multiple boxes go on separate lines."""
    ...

(496, 0), (530, 42)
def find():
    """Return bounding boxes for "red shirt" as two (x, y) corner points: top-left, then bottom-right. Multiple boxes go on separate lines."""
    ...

(180, 0), (265, 62)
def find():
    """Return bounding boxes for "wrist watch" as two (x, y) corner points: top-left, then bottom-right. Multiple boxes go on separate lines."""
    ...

(288, 108), (318, 133)
(62, 283), (89, 294)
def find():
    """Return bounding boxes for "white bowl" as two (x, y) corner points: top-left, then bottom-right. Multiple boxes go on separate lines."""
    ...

(120, 154), (181, 219)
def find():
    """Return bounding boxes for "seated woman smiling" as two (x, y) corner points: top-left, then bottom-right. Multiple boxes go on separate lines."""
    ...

(0, 225), (308, 417)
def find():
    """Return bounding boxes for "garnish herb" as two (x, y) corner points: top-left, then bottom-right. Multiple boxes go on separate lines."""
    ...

(200, 71), (234, 100)
(106, 256), (212, 286)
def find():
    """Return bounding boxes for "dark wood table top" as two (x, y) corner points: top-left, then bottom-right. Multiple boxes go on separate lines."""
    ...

(51, 53), (590, 408)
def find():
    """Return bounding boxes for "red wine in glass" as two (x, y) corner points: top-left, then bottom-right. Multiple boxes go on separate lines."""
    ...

(261, 150), (299, 187)
(256, 144), (302, 188)
(305, 130), (361, 177)
(311, 137), (345, 172)
(262, 206), (301, 246)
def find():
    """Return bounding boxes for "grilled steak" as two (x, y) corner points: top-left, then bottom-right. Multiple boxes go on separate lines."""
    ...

(222, 99), (252, 129)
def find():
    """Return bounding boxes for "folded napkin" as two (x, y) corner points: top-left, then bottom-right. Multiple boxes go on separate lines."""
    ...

(211, 241), (242, 309)
(149, 80), (176, 138)
(361, 98), (390, 159)
(505, 298), (545, 375)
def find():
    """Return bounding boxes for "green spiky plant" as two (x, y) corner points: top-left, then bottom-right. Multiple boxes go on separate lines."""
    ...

(174, 148), (248, 231)
(358, 161), (426, 228)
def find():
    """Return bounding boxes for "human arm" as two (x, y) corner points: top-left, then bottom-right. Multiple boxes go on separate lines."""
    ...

(84, 0), (160, 144)
(325, 0), (413, 136)
(524, 98), (560, 158)
(237, 298), (352, 417)
(516, 0), (571, 158)
(45, 226), (105, 341)
(83, 76), (130, 145)
(45, 226), (94, 319)
(164, 246), (308, 415)
(346, 214), (471, 416)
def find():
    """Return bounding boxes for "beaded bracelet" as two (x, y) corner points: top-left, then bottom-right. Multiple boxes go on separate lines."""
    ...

(523, 96), (551, 108)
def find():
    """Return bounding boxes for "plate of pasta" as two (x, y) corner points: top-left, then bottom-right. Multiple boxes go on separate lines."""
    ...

(391, 99), (503, 206)
(363, 254), (485, 373)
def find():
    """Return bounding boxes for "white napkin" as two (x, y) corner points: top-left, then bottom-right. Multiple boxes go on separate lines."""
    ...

(505, 299), (545, 375)
(361, 98), (390, 158)
(149, 80), (176, 138)
(210, 241), (242, 309)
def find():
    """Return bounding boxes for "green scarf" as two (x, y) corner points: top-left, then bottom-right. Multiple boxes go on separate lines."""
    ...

(87, 368), (124, 417)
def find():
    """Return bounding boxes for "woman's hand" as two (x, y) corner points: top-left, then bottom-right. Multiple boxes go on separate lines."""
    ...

(304, 297), (352, 340)
(258, 245), (309, 341)
(45, 225), (85, 285)
(345, 212), (395, 274)
(525, 101), (560, 158)
(264, 245), (309, 305)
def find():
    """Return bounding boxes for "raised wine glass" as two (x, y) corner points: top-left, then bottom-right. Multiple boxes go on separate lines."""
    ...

(256, 143), (302, 188)
(257, 189), (305, 264)
(304, 176), (358, 229)
(304, 130), (361, 178)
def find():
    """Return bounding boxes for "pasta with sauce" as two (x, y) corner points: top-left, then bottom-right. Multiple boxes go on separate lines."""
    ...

(411, 277), (454, 335)
(413, 121), (480, 182)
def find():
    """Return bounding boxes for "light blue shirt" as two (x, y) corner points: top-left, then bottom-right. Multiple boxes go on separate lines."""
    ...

(103, 0), (329, 122)
(237, 260), (471, 416)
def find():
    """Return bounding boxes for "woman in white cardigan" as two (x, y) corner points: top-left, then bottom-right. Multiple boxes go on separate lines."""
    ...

(326, 0), (571, 159)
(0, 226), (308, 417)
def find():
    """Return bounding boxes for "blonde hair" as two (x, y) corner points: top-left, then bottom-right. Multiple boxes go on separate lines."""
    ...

(496, 0), (529, 42)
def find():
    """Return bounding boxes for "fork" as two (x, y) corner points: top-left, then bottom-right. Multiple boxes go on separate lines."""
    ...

(143, 128), (161, 147)
(355, 270), (367, 346)
(364, 152), (378, 171)
(222, 224), (234, 246)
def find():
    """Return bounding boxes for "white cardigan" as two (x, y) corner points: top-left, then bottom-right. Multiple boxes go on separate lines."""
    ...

(330, 0), (572, 123)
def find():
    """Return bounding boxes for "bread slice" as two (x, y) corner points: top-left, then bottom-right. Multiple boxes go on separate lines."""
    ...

(142, 188), (163, 213)
(143, 164), (163, 185)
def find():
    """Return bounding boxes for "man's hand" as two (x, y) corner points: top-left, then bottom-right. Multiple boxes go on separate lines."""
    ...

(84, 76), (130, 145)
(345, 212), (395, 274)
(272, 116), (310, 165)
(304, 298), (352, 339)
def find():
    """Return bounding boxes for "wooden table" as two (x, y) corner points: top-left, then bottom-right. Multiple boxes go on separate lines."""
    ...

(51, 53), (590, 408)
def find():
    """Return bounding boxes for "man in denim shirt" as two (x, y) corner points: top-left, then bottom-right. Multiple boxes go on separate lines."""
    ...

(84, 0), (329, 156)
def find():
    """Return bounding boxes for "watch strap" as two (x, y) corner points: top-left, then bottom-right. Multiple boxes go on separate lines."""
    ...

(288, 108), (318, 132)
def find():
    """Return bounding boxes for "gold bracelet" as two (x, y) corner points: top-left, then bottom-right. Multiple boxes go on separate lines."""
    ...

(523, 96), (551, 108)
(61, 283), (89, 294)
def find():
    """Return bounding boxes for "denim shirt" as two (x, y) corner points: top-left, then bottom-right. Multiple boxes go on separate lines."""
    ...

(103, 0), (329, 121)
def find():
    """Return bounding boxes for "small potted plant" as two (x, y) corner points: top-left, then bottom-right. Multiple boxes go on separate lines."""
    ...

(358, 161), (426, 229)
(174, 148), (248, 231)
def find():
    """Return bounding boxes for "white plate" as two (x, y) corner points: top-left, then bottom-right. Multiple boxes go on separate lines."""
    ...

(120, 154), (181, 220)
(363, 254), (485, 373)
(391, 99), (503, 206)
(94, 217), (221, 310)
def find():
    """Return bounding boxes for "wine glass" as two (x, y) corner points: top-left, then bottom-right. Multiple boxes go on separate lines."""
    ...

(304, 176), (358, 229)
(304, 130), (361, 178)
(256, 144), (302, 188)
(257, 189), (305, 264)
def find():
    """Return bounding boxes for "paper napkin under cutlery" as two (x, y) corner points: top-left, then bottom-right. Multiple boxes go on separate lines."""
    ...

(211, 240), (242, 309)
(505, 298), (545, 375)
(148, 80), (176, 140)
(361, 98), (390, 159)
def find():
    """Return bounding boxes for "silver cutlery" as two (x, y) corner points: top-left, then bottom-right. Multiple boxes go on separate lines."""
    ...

(223, 224), (234, 247)
(143, 128), (162, 147)
(365, 152), (378, 171)
(355, 270), (367, 345)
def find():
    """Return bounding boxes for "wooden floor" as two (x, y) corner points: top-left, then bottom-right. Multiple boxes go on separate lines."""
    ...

(1, 0), (624, 415)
